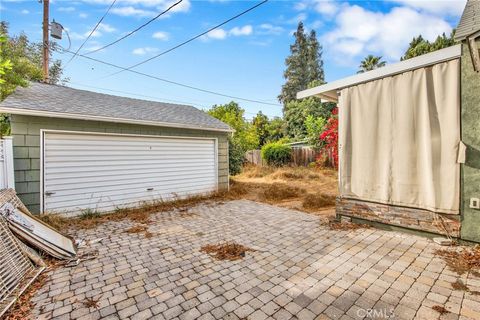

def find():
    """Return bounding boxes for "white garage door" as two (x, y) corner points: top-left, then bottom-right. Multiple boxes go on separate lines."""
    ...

(42, 131), (217, 215)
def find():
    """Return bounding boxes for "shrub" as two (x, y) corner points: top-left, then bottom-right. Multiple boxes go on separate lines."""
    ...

(261, 142), (292, 166)
(228, 138), (244, 176)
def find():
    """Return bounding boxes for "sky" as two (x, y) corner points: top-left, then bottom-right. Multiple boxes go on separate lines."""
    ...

(0, 0), (467, 119)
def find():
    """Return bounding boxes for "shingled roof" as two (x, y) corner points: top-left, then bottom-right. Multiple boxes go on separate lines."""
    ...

(455, 0), (480, 41)
(0, 82), (232, 132)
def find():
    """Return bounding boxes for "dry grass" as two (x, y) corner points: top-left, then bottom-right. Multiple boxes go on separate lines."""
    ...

(201, 242), (255, 261)
(233, 165), (338, 217)
(302, 193), (336, 210)
(261, 183), (304, 201)
(435, 246), (480, 276)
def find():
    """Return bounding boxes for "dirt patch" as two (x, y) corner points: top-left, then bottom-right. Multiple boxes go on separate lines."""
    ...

(432, 305), (450, 315)
(435, 246), (480, 276)
(200, 242), (255, 261)
(125, 225), (153, 238)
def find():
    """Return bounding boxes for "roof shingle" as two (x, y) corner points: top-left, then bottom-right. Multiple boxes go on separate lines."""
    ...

(455, 0), (480, 41)
(0, 82), (232, 132)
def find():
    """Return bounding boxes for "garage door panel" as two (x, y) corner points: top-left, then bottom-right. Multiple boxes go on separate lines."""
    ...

(45, 175), (216, 194)
(46, 183), (218, 210)
(43, 132), (217, 214)
(44, 165), (216, 180)
(49, 187), (216, 213)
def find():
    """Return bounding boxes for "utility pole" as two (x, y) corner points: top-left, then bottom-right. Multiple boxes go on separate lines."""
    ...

(42, 0), (49, 83)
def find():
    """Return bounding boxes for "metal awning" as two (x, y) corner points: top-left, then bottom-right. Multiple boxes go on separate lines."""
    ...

(296, 44), (462, 102)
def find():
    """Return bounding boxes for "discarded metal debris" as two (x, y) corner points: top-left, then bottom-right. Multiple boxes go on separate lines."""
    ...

(0, 189), (77, 260)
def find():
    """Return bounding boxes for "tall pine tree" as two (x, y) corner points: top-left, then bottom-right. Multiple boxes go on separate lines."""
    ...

(278, 22), (324, 106)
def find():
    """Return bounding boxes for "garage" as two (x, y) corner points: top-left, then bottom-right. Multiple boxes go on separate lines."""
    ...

(0, 82), (231, 214)
(42, 131), (218, 214)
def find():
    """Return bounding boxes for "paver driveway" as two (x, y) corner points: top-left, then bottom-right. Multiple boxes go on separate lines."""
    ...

(31, 200), (480, 320)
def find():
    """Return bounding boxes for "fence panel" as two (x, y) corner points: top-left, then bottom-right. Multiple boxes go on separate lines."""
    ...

(0, 137), (14, 190)
(245, 147), (321, 167)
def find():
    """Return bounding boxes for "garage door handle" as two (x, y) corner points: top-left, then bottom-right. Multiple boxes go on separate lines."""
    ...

(45, 191), (56, 196)
(146, 188), (154, 191)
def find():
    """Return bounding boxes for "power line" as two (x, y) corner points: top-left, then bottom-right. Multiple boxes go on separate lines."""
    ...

(83, 0), (183, 55)
(107, 0), (269, 77)
(58, 48), (283, 107)
(65, 0), (117, 65)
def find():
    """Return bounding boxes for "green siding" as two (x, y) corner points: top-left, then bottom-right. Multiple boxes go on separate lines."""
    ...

(10, 115), (229, 213)
(461, 40), (480, 242)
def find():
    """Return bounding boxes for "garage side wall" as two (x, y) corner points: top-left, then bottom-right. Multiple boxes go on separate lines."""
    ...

(10, 115), (229, 213)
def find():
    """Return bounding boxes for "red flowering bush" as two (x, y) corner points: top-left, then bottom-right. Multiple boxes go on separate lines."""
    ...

(317, 108), (338, 168)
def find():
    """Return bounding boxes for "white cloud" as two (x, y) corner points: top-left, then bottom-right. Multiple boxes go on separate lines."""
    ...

(58, 6), (75, 12)
(202, 25), (255, 41)
(132, 47), (159, 55)
(295, 0), (339, 17)
(152, 31), (169, 40)
(21, 9), (29, 14)
(322, 4), (453, 62)
(79, 13), (88, 18)
(230, 25), (253, 36)
(84, 23), (116, 38)
(204, 29), (228, 40)
(258, 24), (284, 35)
(391, 0), (467, 16)
(111, 6), (155, 17)
(85, 0), (190, 17)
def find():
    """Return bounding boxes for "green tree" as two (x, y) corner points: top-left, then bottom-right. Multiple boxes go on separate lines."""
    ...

(284, 95), (335, 139)
(279, 22), (324, 105)
(265, 117), (285, 142)
(402, 31), (456, 60)
(304, 115), (326, 150)
(207, 102), (259, 175)
(357, 55), (386, 73)
(0, 21), (68, 100)
(252, 111), (269, 147)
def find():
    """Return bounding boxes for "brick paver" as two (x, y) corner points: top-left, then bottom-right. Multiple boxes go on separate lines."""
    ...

(31, 200), (480, 319)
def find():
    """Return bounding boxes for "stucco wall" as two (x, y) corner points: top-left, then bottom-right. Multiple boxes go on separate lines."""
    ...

(461, 40), (480, 242)
(10, 115), (229, 213)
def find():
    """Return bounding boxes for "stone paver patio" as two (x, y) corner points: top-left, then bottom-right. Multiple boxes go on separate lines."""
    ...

(31, 200), (480, 320)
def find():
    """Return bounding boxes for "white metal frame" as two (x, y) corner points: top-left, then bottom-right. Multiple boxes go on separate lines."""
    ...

(40, 129), (219, 213)
(297, 44), (462, 101)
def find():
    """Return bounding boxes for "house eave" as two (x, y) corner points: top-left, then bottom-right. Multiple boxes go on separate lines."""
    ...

(0, 107), (234, 133)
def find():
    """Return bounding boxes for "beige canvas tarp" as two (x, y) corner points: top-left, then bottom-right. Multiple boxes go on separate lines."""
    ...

(339, 59), (460, 214)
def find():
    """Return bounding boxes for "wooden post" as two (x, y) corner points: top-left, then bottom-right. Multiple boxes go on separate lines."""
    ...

(42, 0), (49, 83)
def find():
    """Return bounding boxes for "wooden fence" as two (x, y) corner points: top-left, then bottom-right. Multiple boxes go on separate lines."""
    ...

(245, 147), (319, 167)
